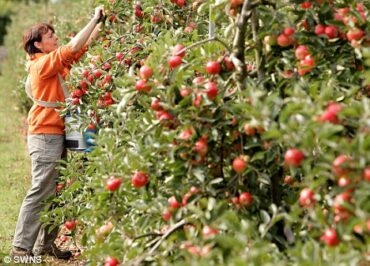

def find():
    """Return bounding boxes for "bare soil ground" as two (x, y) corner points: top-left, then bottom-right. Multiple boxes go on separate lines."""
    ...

(0, 46), (6, 74)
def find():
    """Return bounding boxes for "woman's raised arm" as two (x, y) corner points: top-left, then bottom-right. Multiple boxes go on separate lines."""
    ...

(67, 6), (104, 53)
(85, 22), (103, 47)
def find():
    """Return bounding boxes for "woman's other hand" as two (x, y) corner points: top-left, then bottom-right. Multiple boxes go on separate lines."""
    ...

(68, 5), (105, 53)
(94, 6), (105, 23)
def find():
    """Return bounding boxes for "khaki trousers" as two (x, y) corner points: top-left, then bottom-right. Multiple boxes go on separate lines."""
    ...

(12, 134), (65, 252)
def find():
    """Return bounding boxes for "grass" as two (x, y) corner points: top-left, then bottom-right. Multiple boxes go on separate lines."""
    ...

(0, 53), (31, 257)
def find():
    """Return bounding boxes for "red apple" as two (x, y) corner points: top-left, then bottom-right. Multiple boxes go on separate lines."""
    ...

(333, 192), (352, 213)
(299, 188), (315, 207)
(162, 208), (172, 221)
(223, 56), (235, 71)
(338, 7), (350, 16)
(301, 2), (312, 9)
(193, 76), (204, 85)
(295, 45), (310, 60)
(56, 183), (64, 193)
(168, 196), (181, 209)
(87, 74), (95, 83)
(315, 24), (326, 35)
(97, 222), (114, 236)
(231, 196), (239, 204)
(347, 28), (365, 41)
(151, 15), (161, 23)
(71, 97), (80, 105)
(105, 98), (114, 106)
(102, 63), (111, 71)
(189, 186), (200, 194)
(150, 98), (162, 111)
(232, 156), (247, 173)
(229, 0), (244, 8)
(168, 55), (183, 69)
(104, 92), (112, 101)
(116, 52), (124, 61)
(182, 193), (191, 206)
(320, 228), (340, 246)
(64, 220), (76, 231)
(283, 27), (295, 36)
(135, 8), (143, 18)
(284, 148), (305, 167)
(71, 89), (84, 98)
(298, 66), (311, 76)
(281, 70), (294, 78)
(93, 69), (102, 78)
(176, 0), (185, 7)
(135, 24), (143, 33)
(318, 110), (339, 124)
(109, 15), (117, 23)
(106, 177), (122, 192)
(277, 34), (292, 47)
(178, 128), (195, 140)
(172, 44), (186, 58)
(194, 138), (208, 156)
(193, 93), (202, 107)
(158, 111), (174, 125)
(325, 25), (338, 39)
(79, 80), (88, 89)
(180, 87), (191, 97)
(104, 73), (113, 83)
(104, 256), (119, 266)
(204, 81), (218, 100)
(135, 79), (151, 92)
(82, 69), (90, 78)
(284, 175), (294, 185)
(205, 61), (221, 75)
(332, 155), (351, 177)
(202, 225), (219, 238)
(131, 171), (149, 188)
(337, 177), (351, 187)
(59, 235), (68, 242)
(243, 123), (256, 136)
(363, 167), (370, 181)
(139, 65), (153, 79)
(326, 102), (342, 114)
(239, 192), (253, 206)
(300, 55), (315, 68)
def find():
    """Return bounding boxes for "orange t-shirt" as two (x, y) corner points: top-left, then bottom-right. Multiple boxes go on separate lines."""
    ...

(27, 45), (87, 135)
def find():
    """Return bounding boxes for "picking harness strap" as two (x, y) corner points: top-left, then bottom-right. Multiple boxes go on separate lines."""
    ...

(25, 74), (70, 108)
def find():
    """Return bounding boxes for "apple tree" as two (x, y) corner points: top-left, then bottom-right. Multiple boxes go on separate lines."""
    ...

(42, 0), (370, 265)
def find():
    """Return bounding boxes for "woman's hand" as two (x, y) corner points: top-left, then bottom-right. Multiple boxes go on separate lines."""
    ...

(94, 6), (105, 23)
(68, 6), (106, 53)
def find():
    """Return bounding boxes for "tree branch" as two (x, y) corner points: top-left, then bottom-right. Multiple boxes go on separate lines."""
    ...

(251, 9), (265, 81)
(148, 219), (188, 254)
(220, 133), (225, 180)
(129, 220), (189, 266)
(175, 37), (231, 57)
(133, 232), (163, 241)
(232, 0), (254, 89)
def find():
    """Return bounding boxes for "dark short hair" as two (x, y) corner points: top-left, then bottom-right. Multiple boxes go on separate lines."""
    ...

(23, 23), (55, 55)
